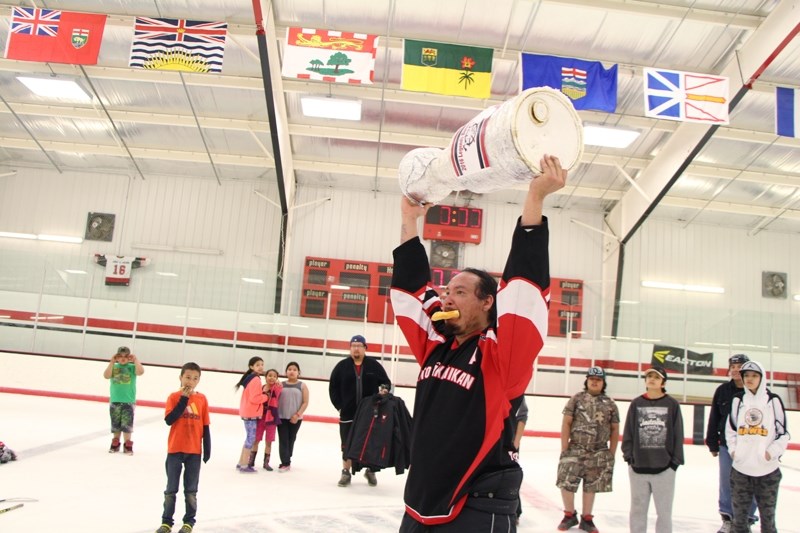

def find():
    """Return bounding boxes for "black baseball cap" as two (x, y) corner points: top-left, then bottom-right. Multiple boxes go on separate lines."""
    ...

(644, 366), (668, 382)
(729, 354), (749, 366)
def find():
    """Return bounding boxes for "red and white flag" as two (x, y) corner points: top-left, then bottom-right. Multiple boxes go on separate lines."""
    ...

(4, 7), (106, 65)
(282, 27), (378, 84)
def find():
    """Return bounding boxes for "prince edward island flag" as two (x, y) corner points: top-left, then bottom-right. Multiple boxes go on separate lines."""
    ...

(776, 87), (799, 138)
(402, 39), (493, 99)
(521, 53), (617, 112)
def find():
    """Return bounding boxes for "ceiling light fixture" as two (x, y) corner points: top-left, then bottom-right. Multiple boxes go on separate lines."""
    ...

(64, 269), (87, 275)
(641, 280), (725, 294)
(157, 272), (178, 277)
(583, 125), (641, 148)
(17, 76), (91, 102)
(300, 95), (362, 121)
(330, 284), (351, 290)
(794, 294), (800, 301)
(0, 231), (82, 243)
(241, 277), (264, 284)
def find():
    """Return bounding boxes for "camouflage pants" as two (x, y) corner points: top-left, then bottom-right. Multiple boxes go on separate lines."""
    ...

(730, 467), (781, 533)
(109, 402), (135, 433)
(556, 448), (614, 493)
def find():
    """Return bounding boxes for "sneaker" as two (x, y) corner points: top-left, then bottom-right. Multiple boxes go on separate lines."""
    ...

(239, 465), (257, 473)
(178, 525), (193, 533)
(155, 525), (172, 533)
(278, 465), (290, 473)
(558, 511), (579, 531)
(337, 469), (351, 487)
(364, 468), (377, 486)
(717, 517), (732, 533)
(264, 464), (273, 471)
(123, 441), (134, 455)
(109, 438), (120, 453)
(579, 514), (598, 533)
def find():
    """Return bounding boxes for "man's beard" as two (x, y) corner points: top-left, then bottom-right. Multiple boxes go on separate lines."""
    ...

(442, 322), (460, 337)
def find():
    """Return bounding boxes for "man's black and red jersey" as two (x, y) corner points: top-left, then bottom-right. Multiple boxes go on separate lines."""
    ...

(390, 218), (550, 526)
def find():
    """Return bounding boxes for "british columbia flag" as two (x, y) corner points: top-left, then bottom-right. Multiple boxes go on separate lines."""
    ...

(129, 17), (227, 73)
(10, 7), (61, 37)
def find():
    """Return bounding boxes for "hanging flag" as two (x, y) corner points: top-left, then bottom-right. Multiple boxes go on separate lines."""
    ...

(402, 39), (493, 99)
(4, 7), (106, 65)
(776, 87), (799, 138)
(281, 27), (378, 84)
(129, 17), (227, 73)
(643, 67), (729, 124)
(520, 53), (617, 112)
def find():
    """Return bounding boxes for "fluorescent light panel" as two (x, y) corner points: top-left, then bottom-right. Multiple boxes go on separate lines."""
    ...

(0, 231), (82, 243)
(241, 277), (264, 284)
(64, 269), (87, 275)
(583, 125), (641, 148)
(330, 284), (351, 290)
(641, 280), (724, 294)
(300, 96), (362, 121)
(794, 294), (800, 301)
(17, 76), (91, 102)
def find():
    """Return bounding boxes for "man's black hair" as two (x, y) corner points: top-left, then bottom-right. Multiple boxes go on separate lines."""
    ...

(461, 268), (498, 324)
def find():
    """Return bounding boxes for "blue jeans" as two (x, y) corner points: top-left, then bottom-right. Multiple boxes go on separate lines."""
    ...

(162, 453), (201, 527)
(719, 446), (757, 522)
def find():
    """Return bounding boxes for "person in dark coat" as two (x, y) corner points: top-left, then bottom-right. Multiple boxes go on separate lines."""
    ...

(329, 334), (391, 487)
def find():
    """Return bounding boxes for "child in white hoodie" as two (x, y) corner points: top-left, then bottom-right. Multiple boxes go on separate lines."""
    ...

(725, 361), (790, 533)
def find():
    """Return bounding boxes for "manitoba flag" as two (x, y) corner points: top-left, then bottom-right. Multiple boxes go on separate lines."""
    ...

(4, 7), (106, 65)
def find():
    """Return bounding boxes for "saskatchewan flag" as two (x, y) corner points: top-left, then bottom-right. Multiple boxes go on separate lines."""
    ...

(402, 39), (493, 99)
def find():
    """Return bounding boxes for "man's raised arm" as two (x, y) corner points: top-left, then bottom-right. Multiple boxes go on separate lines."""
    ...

(521, 154), (567, 226)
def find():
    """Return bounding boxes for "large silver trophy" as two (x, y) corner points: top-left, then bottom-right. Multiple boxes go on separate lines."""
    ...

(399, 87), (584, 204)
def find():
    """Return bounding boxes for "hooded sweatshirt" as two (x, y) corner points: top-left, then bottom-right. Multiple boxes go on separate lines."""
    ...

(725, 361), (790, 478)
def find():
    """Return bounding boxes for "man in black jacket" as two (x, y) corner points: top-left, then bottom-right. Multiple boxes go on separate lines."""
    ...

(705, 353), (757, 533)
(329, 334), (391, 487)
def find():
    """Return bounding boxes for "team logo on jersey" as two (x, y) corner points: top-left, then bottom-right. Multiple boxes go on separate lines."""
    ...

(744, 407), (762, 427)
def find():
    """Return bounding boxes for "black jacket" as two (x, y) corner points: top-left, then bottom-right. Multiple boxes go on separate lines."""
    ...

(344, 392), (412, 474)
(329, 356), (391, 422)
(706, 379), (744, 452)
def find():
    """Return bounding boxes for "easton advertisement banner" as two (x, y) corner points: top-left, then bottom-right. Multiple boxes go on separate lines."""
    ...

(652, 344), (714, 375)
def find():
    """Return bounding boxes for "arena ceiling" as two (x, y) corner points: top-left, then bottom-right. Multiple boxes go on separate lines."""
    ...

(0, 0), (799, 239)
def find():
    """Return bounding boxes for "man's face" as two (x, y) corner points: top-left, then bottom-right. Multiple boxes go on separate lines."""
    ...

(729, 362), (744, 382)
(586, 376), (604, 394)
(440, 272), (492, 336)
(350, 341), (366, 362)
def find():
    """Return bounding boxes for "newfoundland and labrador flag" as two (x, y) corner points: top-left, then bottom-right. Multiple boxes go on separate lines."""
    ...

(5, 7), (106, 65)
(776, 87), (799, 138)
(402, 39), (493, 99)
(281, 27), (378, 84)
(129, 17), (227, 73)
(521, 53), (617, 112)
(644, 67), (729, 124)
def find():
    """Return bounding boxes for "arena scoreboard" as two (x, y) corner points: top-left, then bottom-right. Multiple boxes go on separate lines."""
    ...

(300, 256), (583, 336)
(300, 257), (395, 323)
(549, 278), (584, 338)
(422, 205), (483, 244)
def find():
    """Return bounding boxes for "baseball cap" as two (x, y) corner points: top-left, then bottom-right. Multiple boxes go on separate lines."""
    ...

(117, 346), (131, 355)
(740, 361), (762, 376)
(586, 367), (605, 379)
(644, 366), (668, 382)
(728, 354), (749, 366)
(350, 335), (367, 348)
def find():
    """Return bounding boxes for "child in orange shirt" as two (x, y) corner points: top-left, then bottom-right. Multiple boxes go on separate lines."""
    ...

(155, 362), (211, 533)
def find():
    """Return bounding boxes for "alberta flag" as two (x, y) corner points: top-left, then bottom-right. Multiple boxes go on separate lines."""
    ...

(282, 27), (378, 84)
(776, 87), (799, 138)
(521, 53), (617, 112)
